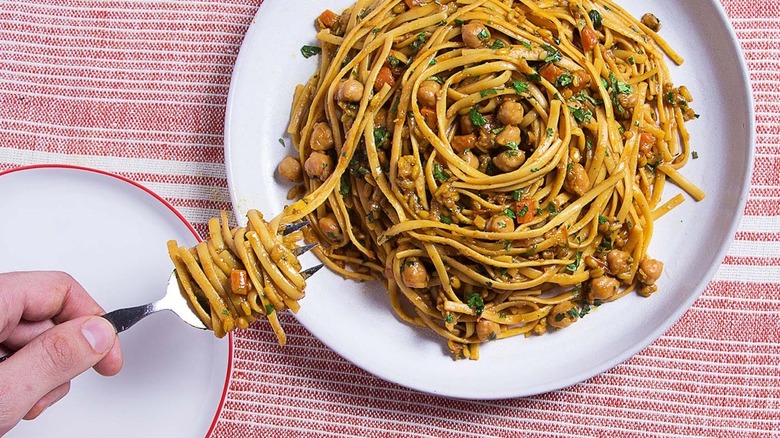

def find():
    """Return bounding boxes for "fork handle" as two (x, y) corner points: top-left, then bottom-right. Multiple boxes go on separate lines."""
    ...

(102, 304), (157, 333)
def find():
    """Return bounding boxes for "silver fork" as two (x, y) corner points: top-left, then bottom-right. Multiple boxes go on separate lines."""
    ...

(0, 221), (323, 363)
(104, 221), (322, 333)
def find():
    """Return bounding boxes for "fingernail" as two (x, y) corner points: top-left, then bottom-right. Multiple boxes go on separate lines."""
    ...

(81, 318), (114, 353)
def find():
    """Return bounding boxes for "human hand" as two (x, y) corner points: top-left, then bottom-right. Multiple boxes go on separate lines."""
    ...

(0, 271), (123, 435)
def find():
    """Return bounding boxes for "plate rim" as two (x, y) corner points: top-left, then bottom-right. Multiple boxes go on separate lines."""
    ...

(223, 0), (756, 399)
(0, 163), (234, 435)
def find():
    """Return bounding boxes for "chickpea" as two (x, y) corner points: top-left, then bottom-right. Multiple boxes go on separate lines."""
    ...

(497, 101), (525, 126)
(547, 301), (578, 329)
(476, 319), (501, 342)
(310, 122), (334, 151)
(590, 275), (620, 301)
(374, 107), (389, 131)
(401, 257), (429, 289)
(606, 249), (631, 275)
(565, 162), (590, 196)
(277, 156), (303, 183)
(641, 13), (661, 32)
(417, 80), (441, 108)
(462, 22), (489, 48)
(638, 258), (663, 285)
(486, 213), (515, 233)
(336, 78), (364, 102)
(461, 149), (480, 169)
(495, 125), (521, 147)
(303, 151), (333, 181)
(617, 91), (638, 110)
(318, 214), (341, 240)
(493, 149), (526, 172)
(459, 114), (475, 134)
(638, 283), (658, 297)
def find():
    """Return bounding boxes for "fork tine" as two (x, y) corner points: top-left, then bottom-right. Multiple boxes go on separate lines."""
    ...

(292, 242), (319, 256)
(281, 221), (310, 236)
(300, 263), (324, 280)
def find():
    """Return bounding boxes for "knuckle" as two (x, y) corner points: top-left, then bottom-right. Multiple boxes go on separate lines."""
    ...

(39, 332), (78, 373)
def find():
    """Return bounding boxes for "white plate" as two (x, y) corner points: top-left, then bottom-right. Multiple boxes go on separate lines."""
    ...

(1, 165), (230, 437)
(225, 1), (754, 398)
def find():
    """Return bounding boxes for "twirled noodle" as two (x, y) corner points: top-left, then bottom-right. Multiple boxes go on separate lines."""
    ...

(168, 210), (307, 343)
(276, 0), (703, 359)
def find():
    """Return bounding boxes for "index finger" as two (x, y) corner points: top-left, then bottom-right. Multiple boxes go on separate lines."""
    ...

(0, 271), (105, 337)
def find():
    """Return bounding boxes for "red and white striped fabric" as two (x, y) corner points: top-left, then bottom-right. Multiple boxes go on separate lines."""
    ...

(1, 1), (778, 436)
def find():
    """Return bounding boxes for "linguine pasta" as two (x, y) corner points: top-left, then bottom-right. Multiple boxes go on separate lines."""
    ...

(276, 0), (703, 360)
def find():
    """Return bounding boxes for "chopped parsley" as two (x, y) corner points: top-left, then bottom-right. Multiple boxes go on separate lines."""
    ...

(265, 304), (275, 315)
(566, 251), (583, 273)
(477, 28), (489, 40)
(428, 76), (445, 84)
(491, 39), (505, 50)
(527, 73), (542, 82)
(433, 163), (450, 182)
(373, 126), (388, 148)
(466, 293), (485, 316)
(521, 40), (533, 50)
(542, 44), (562, 63)
(692, 151), (699, 159)
(598, 215), (608, 224)
(546, 127), (555, 137)
(339, 174), (351, 196)
(440, 215), (452, 224)
(512, 80), (529, 94)
(516, 204), (529, 217)
(410, 32), (427, 52)
(556, 74), (574, 88)
(502, 208), (516, 218)
(454, 19), (464, 26)
(300, 45), (322, 58)
(569, 106), (593, 123)
(469, 107), (488, 127)
(429, 58), (437, 66)
(573, 91), (602, 106)
(511, 189), (524, 201)
(588, 9), (603, 28)
(608, 71), (633, 111)
(387, 55), (401, 68)
(480, 88), (498, 97)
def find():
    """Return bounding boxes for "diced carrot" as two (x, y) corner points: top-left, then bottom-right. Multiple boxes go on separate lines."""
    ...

(639, 131), (656, 154)
(374, 65), (396, 92)
(513, 199), (538, 224)
(420, 107), (437, 129)
(230, 270), (251, 295)
(580, 26), (599, 52)
(570, 70), (592, 93)
(539, 63), (565, 84)
(317, 9), (338, 29)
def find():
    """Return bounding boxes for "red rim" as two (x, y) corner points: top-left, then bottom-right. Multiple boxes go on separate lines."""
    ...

(0, 163), (233, 438)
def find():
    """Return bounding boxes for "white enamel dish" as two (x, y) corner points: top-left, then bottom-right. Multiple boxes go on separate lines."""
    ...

(224, 0), (754, 399)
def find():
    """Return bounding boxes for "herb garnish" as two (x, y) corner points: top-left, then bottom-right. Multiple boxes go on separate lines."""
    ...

(300, 45), (322, 58)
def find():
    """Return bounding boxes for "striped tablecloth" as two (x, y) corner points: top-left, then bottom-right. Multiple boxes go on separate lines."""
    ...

(1, 1), (778, 436)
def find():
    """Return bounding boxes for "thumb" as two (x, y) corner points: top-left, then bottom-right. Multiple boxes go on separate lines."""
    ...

(0, 316), (116, 423)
